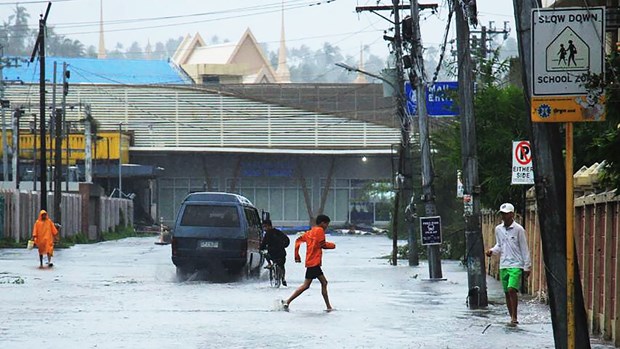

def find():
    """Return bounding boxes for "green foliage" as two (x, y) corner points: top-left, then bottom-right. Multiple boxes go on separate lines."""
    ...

(574, 53), (620, 190)
(0, 6), (87, 57)
(434, 84), (530, 213)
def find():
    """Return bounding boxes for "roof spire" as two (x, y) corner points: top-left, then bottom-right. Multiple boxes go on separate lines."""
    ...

(276, 0), (291, 83)
(353, 44), (368, 84)
(98, 0), (106, 59)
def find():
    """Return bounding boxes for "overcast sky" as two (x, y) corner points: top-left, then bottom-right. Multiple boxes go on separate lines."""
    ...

(0, 0), (517, 60)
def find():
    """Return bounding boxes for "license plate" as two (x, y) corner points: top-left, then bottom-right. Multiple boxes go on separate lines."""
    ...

(200, 240), (219, 248)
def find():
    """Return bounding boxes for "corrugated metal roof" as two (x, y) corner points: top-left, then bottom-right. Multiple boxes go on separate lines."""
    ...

(4, 84), (401, 153)
(3, 57), (189, 85)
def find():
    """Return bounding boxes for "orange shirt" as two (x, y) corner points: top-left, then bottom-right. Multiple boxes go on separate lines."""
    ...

(295, 226), (335, 268)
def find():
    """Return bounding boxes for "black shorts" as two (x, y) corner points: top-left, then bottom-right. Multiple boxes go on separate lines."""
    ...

(305, 266), (324, 280)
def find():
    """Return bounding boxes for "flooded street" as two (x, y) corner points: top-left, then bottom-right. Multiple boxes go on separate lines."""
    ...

(0, 235), (612, 349)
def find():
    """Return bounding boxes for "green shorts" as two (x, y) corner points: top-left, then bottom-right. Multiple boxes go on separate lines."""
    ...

(500, 268), (522, 293)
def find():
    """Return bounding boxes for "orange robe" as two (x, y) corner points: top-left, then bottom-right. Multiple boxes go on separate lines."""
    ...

(32, 210), (58, 256)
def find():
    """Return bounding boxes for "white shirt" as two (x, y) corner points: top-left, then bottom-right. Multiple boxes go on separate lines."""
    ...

(490, 221), (531, 271)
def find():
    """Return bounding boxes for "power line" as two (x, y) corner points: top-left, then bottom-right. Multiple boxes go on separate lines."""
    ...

(3, 0), (337, 36)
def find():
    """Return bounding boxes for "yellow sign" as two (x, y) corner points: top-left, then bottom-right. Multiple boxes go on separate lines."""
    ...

(531, 94), (606, 122)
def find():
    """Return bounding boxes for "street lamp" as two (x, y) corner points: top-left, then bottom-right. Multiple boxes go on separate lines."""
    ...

(335, 62), (397, 90)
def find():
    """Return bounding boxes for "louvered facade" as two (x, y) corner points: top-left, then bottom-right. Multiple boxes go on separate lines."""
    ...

(5, 84), (399, 153)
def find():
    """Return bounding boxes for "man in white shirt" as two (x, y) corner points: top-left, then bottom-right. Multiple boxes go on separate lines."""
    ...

(486, 203), (531, 326)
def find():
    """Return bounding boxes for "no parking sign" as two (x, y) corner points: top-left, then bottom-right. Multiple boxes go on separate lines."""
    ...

(512, 141), (534, 185)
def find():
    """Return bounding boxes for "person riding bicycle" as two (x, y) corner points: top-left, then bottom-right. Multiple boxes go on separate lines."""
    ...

(260, 219), (289, 286)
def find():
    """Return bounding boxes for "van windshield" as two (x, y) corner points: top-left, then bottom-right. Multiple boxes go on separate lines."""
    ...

(180, 205), (240, 228)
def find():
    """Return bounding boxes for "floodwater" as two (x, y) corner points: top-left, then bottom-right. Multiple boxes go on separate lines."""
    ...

(0, 235), (613, 349)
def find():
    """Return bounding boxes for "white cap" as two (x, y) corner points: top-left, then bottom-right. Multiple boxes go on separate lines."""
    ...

(499, 203), (514, 213)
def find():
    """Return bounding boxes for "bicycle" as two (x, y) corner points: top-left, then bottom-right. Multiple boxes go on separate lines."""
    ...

(262, 251), (284, 288)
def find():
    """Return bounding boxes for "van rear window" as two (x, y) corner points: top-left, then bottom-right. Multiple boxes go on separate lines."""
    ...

(180, 205), (240, 227)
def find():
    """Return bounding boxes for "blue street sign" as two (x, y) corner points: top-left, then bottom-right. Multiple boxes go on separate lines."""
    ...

(405, 81), (459, 117)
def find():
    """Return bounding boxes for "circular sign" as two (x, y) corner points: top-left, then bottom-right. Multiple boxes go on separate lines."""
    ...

(515, 141), (532, 166)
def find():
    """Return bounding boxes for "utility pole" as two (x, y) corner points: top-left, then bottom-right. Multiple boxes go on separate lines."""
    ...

(470, 22), (511, 60)
(30, 2), (52, 210)
(51, 62), (57, 195)
(454, 0), (487, 308)
(53, 63), (68, 223)
(84, 105), (93, 183)
(62, 63), (69, 192)
(410, 0), (442, 279)
(512, 1), (590, 347)
(118, 122), (123, 198)
(355, 1), (438, 267)
(392, 0), (407, 267)
(12, 108), (20, 189)
(0, 53), (22, 183)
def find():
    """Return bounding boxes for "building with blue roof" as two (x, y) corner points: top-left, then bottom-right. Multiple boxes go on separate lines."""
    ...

(2, 57), (190, 85)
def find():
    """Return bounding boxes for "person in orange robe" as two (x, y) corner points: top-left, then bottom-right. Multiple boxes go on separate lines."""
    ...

(32, 210), (59, 268)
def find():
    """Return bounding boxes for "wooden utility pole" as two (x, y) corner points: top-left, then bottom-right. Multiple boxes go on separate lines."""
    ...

(512, 1), (590, 347)
(454, 0), (487, 308)
(30, 2), (51, 210)
(410, 0), (442, 279)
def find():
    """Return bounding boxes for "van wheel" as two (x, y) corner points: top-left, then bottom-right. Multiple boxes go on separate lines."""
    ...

(176, 266), (192, 281)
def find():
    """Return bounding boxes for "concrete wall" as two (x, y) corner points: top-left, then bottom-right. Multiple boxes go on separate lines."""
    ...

(0, 189), (133, 243)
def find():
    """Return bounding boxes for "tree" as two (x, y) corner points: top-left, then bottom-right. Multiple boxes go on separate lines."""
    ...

(126, 41), (142, 59)
(46, 27), (85, 57)
(86, 45), (97, 58)
(165, 36), (183, 57)
(154, 42), (166, 60)
(108, 42), (125, 59)
(434, 84), (530, 213)
(574, 53), (620, 190)
(0, 4), (33, 56)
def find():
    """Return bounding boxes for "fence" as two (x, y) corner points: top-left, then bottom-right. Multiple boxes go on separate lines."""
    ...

(482, 188), (620, 346)
(0, 189), (133, 243)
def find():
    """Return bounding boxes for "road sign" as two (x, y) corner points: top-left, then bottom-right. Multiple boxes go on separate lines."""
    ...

(531, 7), (605, 122)
(420, 216), (442, 246)
(405, 81), (458, 116)
(512, 141), (534, 185)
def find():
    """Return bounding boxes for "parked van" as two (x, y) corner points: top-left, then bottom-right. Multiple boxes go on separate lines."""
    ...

(171, 192), (264, 278)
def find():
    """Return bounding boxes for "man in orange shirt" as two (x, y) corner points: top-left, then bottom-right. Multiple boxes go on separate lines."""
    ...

(282, 214), (336, 311)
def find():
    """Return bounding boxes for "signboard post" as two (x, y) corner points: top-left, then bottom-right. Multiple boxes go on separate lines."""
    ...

(531, 7), (606, 348)
(531, 7), (605, 122)
(511, 141), (534, 185)
(420, 216), (442, 246)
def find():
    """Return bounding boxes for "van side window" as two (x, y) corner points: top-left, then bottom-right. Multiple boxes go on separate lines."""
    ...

(244, 207), (261, 237)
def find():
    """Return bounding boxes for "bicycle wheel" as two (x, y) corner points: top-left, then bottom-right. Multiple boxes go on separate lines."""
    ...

(273, 265), (282, 288)
(269, 266), (275, 287)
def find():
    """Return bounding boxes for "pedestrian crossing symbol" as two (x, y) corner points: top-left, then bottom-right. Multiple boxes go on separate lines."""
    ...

(546, 27), (589, 71)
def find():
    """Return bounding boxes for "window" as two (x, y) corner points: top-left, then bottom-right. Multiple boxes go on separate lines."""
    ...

(202, 75), (221, 85)
(180, 205), (240, 227)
